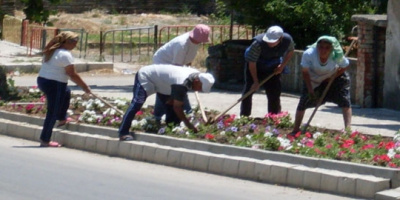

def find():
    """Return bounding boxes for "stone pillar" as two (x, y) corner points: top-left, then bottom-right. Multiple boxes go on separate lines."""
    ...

(351, 15), (387, 108)
(383, 0), (400, 110)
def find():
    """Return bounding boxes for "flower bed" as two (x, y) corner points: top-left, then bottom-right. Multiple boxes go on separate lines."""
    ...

(1, 86), (400, 168)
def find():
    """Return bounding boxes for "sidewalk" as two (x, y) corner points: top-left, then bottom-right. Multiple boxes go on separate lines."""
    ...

(13, 73), (400, 138)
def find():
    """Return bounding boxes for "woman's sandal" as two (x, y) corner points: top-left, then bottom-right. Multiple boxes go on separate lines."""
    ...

(57, 117), (75, 127)
(40, 141), (62, 147)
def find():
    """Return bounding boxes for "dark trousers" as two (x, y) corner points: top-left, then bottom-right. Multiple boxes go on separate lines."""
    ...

(156, 93), (181, 126)
(118, 74), (181, 137)
(37, 77), (71, 142)
(119, 74), (147, 137)
(240, 66), (282, 116)
(154, 93), (192, 121)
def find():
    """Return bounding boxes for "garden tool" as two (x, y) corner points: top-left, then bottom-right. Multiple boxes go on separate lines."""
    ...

(194, 91), (208, 123)
(91, 93), (125, 115)
(208, 73), (276, 124)
(301, 39), (356, 133)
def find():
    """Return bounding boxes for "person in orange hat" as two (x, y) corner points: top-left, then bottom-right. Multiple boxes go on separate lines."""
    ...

(152, 24), (211, 123)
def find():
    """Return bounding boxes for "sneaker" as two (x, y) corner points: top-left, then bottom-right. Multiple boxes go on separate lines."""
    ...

(40, 141), (62, 147)
(119, 135), (134, 141)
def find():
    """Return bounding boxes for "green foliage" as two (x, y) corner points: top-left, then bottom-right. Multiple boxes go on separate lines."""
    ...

(21, 0), (62, 23)
(0, 67), (19, 101)
(216, 0), (388, 49)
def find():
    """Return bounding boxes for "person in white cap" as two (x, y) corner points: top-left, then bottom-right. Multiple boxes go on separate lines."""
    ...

(152, 24), (211, 123)
(118, 64), (215, 141)
(240, 25), (295, 116)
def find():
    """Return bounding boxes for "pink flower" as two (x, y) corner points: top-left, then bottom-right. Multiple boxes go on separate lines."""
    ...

(205, 133), (214, 140)
(305, 132), (312, 138)
(337, 151), (346, 157)
(350, 148), (356, 153)
(374, 155), (391, 163)
(25, 104), (35, 112)
(394, 154), (400, 159)
(40, 95), (46, 102)
(305, 140), (314, 147)
(326, 144), (333, 149)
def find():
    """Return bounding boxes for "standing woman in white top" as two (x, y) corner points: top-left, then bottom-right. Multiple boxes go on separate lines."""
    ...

(37, 31), (91, 147)
(292, 36), (352, 135)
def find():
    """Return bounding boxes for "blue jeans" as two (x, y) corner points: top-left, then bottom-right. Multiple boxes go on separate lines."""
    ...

(154, 94), (192, 121)
(118, 74), (147, 137)
(37, 77), (71, 142)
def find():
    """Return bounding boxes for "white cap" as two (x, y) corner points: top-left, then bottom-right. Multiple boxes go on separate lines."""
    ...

(198, 73), (215, 93)
(262, 26), (283, 43)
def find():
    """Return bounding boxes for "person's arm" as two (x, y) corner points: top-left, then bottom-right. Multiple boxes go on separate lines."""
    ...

(275, 49), (294, 74)
(65, 65), (91, 93)
(248, 61), (260, 91)
(173, 100), (198, 132)
(302, 68), (314, 95)
(246, 41), (261, 91)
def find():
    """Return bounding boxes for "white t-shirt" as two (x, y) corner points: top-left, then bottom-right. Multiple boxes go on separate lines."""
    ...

(39, 49), (74, 83)
(152, 32), (199, 66)
(301, 47), (349, 89)
(138, 64), (199, 96)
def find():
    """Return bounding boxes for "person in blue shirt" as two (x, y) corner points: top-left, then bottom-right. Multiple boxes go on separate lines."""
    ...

(240, 25), (295, 116)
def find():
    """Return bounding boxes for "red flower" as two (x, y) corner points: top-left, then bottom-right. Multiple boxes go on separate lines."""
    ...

(295, 131), (301, 138)
(395, 154), (400, 159)
(305, 132), (312, 138)
(389, 162), (397, 168)
(314, 148), (325, 155)
(386, 141), (395, 150)
(136, 110), (144, 116)
(362, 144), (375, 150)
(360, 135), (367, 141)
(326, 144), (333, 149)
(378, 141), (385, 149)
(205, 133), (215, 140)
(350, 131), (359, 138)
(350, 148), (356, 153)
(341, 139), (354, 148)
(374, 155), (391, 163)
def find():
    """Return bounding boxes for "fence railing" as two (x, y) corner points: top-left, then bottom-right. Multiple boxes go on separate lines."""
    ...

(100, 26), (157, 62)
(27, 26), (58, 56)
(158, 25), (258, 47)
(2, 15), (22, 45)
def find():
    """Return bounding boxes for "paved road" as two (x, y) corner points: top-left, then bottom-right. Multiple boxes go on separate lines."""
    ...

(13, 73), (400, 137)
(0, 135), (355, 200)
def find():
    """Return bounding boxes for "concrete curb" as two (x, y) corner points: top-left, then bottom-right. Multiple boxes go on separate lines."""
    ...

(0, 110), (398, 199)
(1, 62), (113, 73)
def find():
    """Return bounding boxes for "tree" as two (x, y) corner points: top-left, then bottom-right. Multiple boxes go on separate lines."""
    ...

(21, 0), (62, 24)
(216, 0), (387, 49)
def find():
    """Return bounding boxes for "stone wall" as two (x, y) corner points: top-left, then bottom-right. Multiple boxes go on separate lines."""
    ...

(383, 0), (400, 110)
(352, 14), (387, 108)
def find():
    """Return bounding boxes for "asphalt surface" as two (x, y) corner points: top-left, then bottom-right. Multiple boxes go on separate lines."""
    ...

(0, 135), (355, 200)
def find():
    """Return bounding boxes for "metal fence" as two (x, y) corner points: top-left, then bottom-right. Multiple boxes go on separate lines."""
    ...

(100, 26), (156, 63)
(158, 25), (258, 47)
